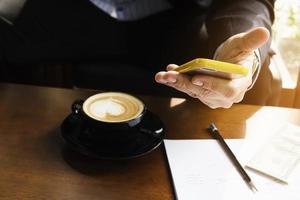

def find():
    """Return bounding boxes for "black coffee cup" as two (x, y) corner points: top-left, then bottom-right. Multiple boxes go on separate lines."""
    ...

(70, 92), (163, 158)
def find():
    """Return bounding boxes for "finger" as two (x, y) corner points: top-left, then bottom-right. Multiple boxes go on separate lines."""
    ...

(238, 27), (270, 51)
(161, 71), (216, 99)
(166, 64), (179, 71)
(155, 64), (179, 84)
(191, 75), (240, 99)
(200, 98), (233, 109)
(233, 91), (246, 103)
(155, 72), (166, 84)
(201, 99), (218, 109)
(155, 71), (177, 84)
(165, 72), (198, 93)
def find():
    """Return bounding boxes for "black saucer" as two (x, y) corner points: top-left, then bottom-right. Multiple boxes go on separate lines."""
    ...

(60, 111), (165, 159)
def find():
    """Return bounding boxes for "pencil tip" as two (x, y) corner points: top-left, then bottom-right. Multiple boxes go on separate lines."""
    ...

(249, 181), (258, 192)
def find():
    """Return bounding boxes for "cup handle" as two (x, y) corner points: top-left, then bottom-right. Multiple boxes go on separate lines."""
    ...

(138, 111), (164, 138)
(71, 99), (85, 115)
(139, 127), (164, 137)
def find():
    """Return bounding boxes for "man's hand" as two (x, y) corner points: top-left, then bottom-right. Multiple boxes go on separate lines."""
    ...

(155, 27), (270, 109)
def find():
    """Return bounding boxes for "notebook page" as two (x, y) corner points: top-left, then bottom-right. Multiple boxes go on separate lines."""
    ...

(164, 139), (300, 200)
(247, 123), (300, 183)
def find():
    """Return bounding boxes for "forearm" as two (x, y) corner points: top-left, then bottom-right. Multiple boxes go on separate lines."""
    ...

(206, 0), (274, 62)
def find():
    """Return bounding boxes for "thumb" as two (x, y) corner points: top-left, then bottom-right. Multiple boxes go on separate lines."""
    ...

(237, 27), (270, 51)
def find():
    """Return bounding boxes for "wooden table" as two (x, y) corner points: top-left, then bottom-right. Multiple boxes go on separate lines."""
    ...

(1, 83), (300, 200)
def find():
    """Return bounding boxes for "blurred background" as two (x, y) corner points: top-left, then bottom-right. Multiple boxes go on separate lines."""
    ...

(1, 0), (300, 108)
(271, 0), (300, 107)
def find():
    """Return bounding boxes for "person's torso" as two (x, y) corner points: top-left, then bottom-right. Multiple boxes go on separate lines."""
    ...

(0, 0), (213, 23)
(89, 0), (213, 21)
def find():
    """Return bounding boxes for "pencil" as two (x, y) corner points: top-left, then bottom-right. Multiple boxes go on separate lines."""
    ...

(208, 123), (258, 192)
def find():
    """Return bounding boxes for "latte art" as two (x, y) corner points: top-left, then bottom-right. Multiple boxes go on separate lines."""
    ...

(83, 92), (144, 122)
(90, 99), (125, 119)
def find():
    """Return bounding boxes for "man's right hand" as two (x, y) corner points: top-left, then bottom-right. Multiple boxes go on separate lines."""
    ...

(155, 27), (270, 109)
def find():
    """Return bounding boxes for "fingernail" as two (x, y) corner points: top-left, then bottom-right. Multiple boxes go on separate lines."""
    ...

(157, 78), (167, 84)
(167, 77), (177, 83)
(193, 80), (203, 86)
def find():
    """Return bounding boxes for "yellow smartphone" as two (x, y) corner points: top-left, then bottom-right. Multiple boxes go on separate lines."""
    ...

(174, 58), (248, 79)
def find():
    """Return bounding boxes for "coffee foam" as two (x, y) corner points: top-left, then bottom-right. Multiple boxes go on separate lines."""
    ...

(83, 92), (144, 122)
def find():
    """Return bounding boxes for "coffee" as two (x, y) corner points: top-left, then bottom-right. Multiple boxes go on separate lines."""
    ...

(83, 92), (144, 123)
(67, 92), (165, 159)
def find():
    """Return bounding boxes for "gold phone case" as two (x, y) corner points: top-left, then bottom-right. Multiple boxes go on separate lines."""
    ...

(174, 58), (248, 79)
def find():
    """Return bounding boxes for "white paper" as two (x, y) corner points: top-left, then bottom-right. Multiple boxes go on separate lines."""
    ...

(247, 123), (300, 183)
(164, 139), (300, 200)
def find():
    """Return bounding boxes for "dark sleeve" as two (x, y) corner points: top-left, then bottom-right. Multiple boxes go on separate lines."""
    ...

(205, 0), (275, 62)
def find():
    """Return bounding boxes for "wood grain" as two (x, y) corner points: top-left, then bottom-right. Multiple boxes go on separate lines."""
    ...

(0, 83), (300, 200)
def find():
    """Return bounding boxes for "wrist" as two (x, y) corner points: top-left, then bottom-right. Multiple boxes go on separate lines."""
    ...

(247, 49), (261, 90)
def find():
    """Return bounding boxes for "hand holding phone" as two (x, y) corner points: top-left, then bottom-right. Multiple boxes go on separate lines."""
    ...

(174, 58), (249, 79)
(155, 28), (268, 109)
